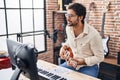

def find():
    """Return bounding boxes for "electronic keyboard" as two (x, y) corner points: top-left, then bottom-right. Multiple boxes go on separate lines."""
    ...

(38, 68), (67, 80)
(37, 65), (72, 80)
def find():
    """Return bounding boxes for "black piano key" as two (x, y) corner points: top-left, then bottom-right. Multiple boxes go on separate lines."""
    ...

(38, 68), (43, 72)
(50, 75), (61, 80)
(39, 70), (49, 75)
(46, 73), (54, 77)
(59, 78), (67, 80)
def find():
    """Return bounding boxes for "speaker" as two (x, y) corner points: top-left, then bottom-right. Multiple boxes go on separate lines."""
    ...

(117, 52), (120, 64)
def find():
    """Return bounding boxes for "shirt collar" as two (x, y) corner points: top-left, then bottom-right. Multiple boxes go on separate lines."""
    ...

(83, 21), (89, 35)
(69, 21), (89, 38)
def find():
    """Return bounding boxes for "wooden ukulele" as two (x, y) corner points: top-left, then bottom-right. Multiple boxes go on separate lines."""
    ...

(101, 1), (110, 57)
(65, 47), (74, 59)
(86, 2), (96, 23)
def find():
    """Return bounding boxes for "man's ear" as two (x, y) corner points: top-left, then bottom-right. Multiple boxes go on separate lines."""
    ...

(79, 16), (83, 21)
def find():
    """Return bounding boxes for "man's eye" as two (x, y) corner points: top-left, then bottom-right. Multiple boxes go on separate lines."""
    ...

(70, 15), (74, 17)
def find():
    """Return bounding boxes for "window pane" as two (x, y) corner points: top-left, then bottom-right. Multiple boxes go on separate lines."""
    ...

(21, 0), (32, 8)
(5, 0), (19, 8)
(0, 10), (6, 35)
(21, 10), (33, 32)
(7, 10), (21, 34)
(22, 36), (34, 44)
(35, 35), (45, 52)
(8, 35), (18, 41)
(0, 0), (46, 53)
(34, 10), (44, 31)
(0, 0), (4, 8)
(34, 0), (44, 8)
(0, 37), (7, 52)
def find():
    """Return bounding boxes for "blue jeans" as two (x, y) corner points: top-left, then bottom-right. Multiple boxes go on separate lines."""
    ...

(60, 62), (99, 78)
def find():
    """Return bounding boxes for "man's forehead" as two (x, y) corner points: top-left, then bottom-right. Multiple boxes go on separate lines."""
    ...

(67, 9), (76, 14)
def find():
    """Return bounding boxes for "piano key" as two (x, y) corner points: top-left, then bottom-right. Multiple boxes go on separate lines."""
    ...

(59, 78), (67, 80)
(50, 75), (61, 80)
(46, 73), (54, 77)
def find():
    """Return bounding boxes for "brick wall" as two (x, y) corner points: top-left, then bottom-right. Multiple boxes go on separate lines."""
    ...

(38, 0), (120, 63)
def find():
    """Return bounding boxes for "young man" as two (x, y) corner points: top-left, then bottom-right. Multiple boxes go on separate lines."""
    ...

(59, 3), (104, 77)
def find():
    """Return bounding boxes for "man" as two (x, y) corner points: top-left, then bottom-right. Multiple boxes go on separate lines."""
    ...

(59, 3), (104, 77)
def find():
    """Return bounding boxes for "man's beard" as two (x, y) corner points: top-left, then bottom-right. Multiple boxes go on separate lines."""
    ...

(67, 19), (79, 27)
(68, 22), (78, 27)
